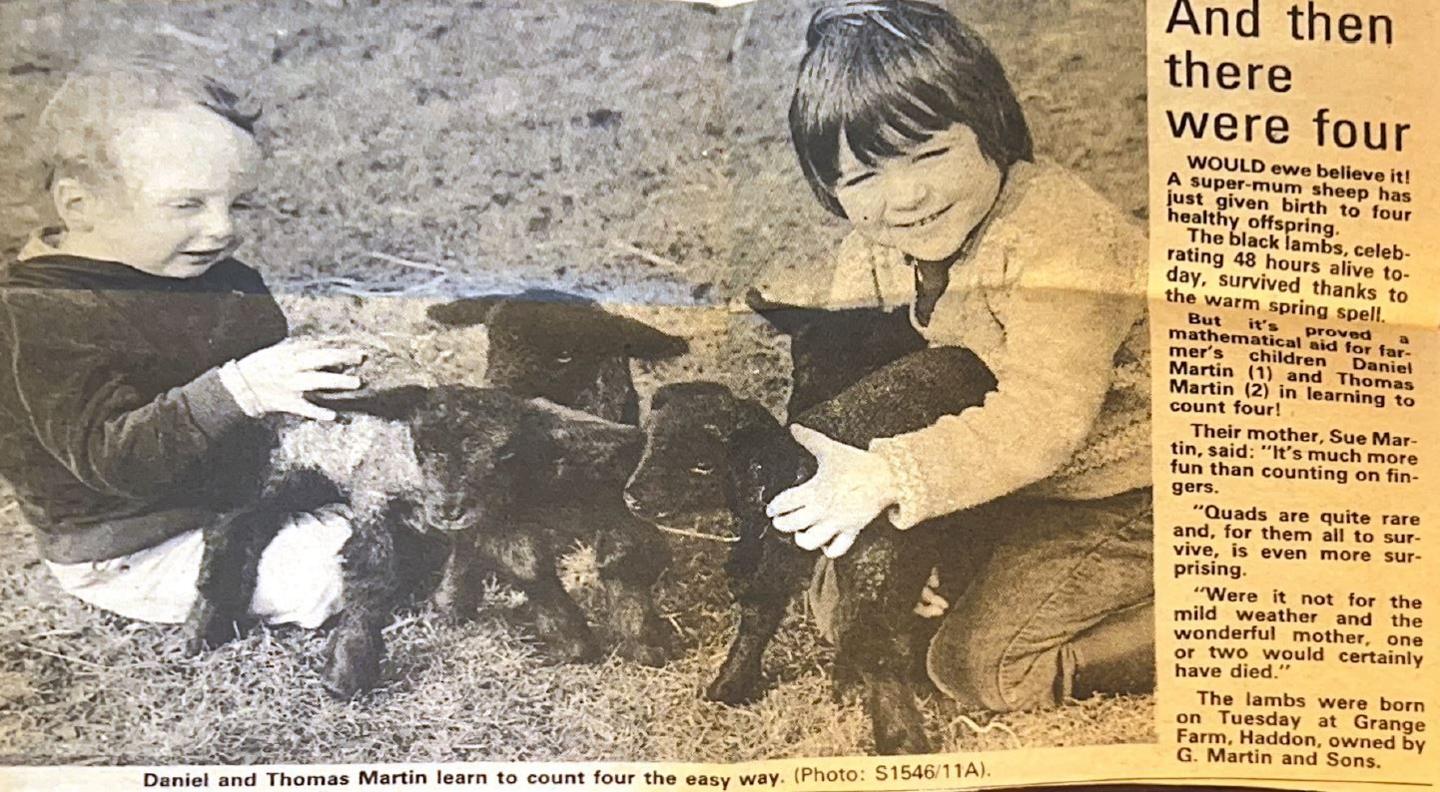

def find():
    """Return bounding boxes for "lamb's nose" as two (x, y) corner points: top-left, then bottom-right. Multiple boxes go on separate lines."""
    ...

(623, 491), (652, 516)
(623, 491), (669, 520)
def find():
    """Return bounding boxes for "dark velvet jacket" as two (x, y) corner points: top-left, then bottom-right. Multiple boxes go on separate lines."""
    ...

(0, 253), (288, 563)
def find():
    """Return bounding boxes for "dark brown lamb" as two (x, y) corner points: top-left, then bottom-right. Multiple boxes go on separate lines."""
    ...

(624, 292), (995, 754)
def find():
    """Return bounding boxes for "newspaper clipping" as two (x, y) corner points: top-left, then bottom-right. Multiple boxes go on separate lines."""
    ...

(0, 0), (1433, 790)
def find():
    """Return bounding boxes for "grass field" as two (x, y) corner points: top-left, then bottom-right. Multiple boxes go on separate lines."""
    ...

(0, 0), (1154, 763)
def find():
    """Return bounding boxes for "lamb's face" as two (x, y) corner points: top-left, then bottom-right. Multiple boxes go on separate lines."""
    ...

(624, 384), (738, 540)
(406, 388), (525, 533)
(428, 291), (687, 423)
(484, 316), (621, 410)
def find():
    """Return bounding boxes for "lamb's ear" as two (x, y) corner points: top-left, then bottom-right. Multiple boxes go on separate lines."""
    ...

(730, 398), (780, 440)
(742, 287), (793, 313)
(308, 385), (430, 421)
(426, 295), (508, 327)
(612, 315), (688, 359)
(648, 381), (733, 417)
(648, 383), (679, 413)
(742, 287), (820, 336)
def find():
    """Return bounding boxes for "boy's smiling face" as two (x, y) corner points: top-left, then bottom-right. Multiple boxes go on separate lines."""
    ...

(833, 123), (1002, 263)
(61, 105), (261, 278)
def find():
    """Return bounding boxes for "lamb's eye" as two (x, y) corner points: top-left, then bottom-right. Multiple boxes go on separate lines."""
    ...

(690, 462), (715, 476)
(555, 351), (574, 365)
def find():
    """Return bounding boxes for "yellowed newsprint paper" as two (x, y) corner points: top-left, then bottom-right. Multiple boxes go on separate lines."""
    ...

(0, 0), (1434, 790)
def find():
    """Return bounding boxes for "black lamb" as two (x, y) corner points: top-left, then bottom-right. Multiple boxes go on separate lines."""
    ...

(423, 290), (686, 665)
(624, 292), (995, 754)
(308, 384), (658, 693)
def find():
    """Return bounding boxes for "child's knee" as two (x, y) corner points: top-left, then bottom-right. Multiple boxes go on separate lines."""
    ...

(926, 616), (1063, 713)
(927, 617), (1002, 710)
(45, 529), (206, 624)
(250, 506), (352, 629)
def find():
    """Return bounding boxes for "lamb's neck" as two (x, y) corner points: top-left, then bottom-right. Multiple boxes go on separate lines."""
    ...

(533, 403), (643, 486)
(723, 411), (802, 524)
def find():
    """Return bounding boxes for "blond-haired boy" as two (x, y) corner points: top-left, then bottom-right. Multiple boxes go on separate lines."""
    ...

(0, 58), (368, 671)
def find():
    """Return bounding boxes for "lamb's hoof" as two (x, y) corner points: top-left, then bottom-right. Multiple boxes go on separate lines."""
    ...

(521, 602), (601, 664)
(872, 717), (932, 756)
(616, 635), (672, 668)
(537, 631), (603, 665)
(434, 595), (478, 625)
(705, 667), (763, 706)
(182, 602), (238, 656)
(616, 616), (677, 667)
(322, 625), (383, 699)
(868, 678), (931, 755)
(830, 659), (865, 703)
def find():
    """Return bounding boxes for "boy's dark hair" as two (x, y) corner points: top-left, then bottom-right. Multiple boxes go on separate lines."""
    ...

(38, 55), (261, 189)
(789, 0), (1033, 217)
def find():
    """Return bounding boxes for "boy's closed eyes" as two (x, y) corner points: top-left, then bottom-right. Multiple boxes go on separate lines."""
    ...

(167, 194), (255, 211)
(832, 123), (1003, 264)
(840, 144), (957, 187)
(53, 104), (261, 278)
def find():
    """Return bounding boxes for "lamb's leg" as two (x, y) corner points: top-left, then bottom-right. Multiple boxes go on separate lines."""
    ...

(833, 522), (941, 755)
(476, 529), (600, 664)
(904, 510), (996, 692)
(788, 346), (996, 751)
(592, 508), (675, 667)
(185, 514), (261, 655)
(322, 500), (405, 699)
(707, 518), (811, 704)
(434, 530), (484, 623)
(185, 469), (344, 655)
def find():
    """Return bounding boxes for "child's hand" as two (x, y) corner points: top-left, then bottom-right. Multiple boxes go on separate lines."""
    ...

(229, 341), (365, 421)
(766, 424), (897, 558)
(913, 567), (949, 618)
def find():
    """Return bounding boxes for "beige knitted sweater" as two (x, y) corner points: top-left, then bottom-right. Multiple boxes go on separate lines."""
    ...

(818, 160), (1151, 529)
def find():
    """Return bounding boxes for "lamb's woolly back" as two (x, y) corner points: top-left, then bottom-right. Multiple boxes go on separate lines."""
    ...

(269, 333), (438, 518)
(276, 416), (424, 519)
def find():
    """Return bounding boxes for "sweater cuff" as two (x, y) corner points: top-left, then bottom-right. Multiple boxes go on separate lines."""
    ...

(871, 439), (927, 530)
(217, 360), (265, 418)
(186, 368), (251, 437)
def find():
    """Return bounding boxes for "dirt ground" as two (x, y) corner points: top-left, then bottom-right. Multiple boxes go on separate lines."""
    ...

(0, 0), (1153, 763)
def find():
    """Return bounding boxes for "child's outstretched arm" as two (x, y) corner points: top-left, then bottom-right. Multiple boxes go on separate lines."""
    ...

(0, 289), (359, 501)
(871, 263), (1144, 529)
(769, 270), (1140, 552)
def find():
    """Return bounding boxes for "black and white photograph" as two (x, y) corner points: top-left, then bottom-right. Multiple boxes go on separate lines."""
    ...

(0, 0), (1154, 764)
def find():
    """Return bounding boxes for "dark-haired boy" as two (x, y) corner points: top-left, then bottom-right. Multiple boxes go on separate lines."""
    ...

(768, 0), (1155, 711)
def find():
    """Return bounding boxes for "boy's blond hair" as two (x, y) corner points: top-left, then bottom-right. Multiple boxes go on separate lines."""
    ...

(36, 55), (260, 189)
